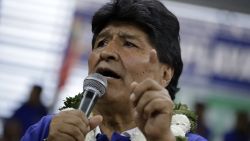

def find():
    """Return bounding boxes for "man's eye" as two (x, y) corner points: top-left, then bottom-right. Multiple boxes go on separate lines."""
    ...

(124, 41), (137, 48)
(96, 40), (108, 48)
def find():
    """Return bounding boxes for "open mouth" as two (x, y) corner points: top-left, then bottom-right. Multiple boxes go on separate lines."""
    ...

(96, 68), (121, 79)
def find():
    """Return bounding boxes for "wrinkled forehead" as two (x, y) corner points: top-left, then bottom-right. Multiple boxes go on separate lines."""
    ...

(98, 24), (144, 39)
(93, 21), (153, 46)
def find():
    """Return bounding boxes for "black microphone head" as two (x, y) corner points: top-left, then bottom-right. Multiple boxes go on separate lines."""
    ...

(83, 73), (107, 97)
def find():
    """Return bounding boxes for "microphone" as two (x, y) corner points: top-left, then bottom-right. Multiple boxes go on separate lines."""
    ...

(78, 73), (107, 117)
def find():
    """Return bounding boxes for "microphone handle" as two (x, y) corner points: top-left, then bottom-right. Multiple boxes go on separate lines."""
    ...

(78, 89), (99, 117)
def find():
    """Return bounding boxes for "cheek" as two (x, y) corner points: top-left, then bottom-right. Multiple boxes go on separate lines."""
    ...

(123, 55), (155, 82)
(88, 52), (99, 73)
(132, 67), (155, 82)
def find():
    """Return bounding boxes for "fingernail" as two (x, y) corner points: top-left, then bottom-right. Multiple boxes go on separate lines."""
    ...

(151, 49), (157, 54)
(134, 111), (138, 117)
(130, 93), (135, 101)
(131, 81), (138, 87)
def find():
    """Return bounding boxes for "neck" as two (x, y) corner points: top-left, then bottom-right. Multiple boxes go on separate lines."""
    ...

(93, 102), (136, 139)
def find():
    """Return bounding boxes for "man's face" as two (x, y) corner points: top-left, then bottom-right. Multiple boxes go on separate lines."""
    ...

(88, 22), (166, 104)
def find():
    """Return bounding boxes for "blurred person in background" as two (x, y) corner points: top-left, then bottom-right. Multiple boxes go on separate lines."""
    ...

(195, 103), (211, 140)
(224, 111), (249, 141)
(0, 118), (22, 141)
(21, 0), (207, 141)
(10, 85), (48, 137)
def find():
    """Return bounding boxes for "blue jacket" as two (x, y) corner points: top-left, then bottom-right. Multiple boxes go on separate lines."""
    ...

(21, 115), (207, 141)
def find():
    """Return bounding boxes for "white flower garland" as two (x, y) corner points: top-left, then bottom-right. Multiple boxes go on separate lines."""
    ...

(171, 114), (191, 137)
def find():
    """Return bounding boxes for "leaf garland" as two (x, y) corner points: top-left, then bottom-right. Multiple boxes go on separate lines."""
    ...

(59, 92), (83, 110)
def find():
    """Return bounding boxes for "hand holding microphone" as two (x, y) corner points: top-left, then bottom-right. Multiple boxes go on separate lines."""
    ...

(47, 73), (107, 141)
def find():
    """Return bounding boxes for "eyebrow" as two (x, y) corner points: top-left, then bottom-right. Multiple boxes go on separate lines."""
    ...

(96, 30), (112, 41)
(96, 30), (141, 41)
(118, 32), (140, 40)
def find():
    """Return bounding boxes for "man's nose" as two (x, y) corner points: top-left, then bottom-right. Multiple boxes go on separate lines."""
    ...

(100, 41), (119, 61)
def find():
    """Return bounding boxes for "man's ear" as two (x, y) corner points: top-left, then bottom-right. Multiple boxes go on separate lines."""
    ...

(160, 64), (174, 87)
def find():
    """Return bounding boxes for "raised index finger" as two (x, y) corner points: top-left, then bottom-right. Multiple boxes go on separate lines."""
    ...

(130, 79), (163, 106)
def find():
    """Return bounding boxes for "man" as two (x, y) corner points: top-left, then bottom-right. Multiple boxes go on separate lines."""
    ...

(224, 111), (249, 141)
(12, 85), (47, 136)
(21, 0), (207, 141)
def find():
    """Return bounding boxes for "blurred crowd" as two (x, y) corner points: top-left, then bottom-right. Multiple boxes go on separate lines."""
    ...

(195, 103), (250, 141)
(0, 85), (48, 141)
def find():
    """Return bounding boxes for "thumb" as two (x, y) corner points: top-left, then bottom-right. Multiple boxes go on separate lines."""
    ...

(149, 49), (158, 64)
(89, 115), (103, 130)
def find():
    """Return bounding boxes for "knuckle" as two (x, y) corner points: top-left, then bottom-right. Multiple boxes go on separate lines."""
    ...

(75, 118), (83, 125)
(76, 110), (87, 120)
(74, 132), (83, 141)
(162, 96), (173, 107)
(144, 103), (152, 114)
(162, 89), (171, 98)
(75, 109), (84, 115)
(144, 78), (153, 84)
(61, 110), (72, 114)
(170, 101), (174, 109)
(135, 104), (142, 114)
(48, 131), (60, 141)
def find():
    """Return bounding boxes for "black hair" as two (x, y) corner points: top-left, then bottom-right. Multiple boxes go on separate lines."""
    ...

(91, 0), (183, 99)
(32, 85), (42, 94)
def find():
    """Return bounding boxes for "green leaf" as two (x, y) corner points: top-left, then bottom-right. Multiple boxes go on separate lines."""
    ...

(59, 92), (83, 110)
(176, 136), (188, 141)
